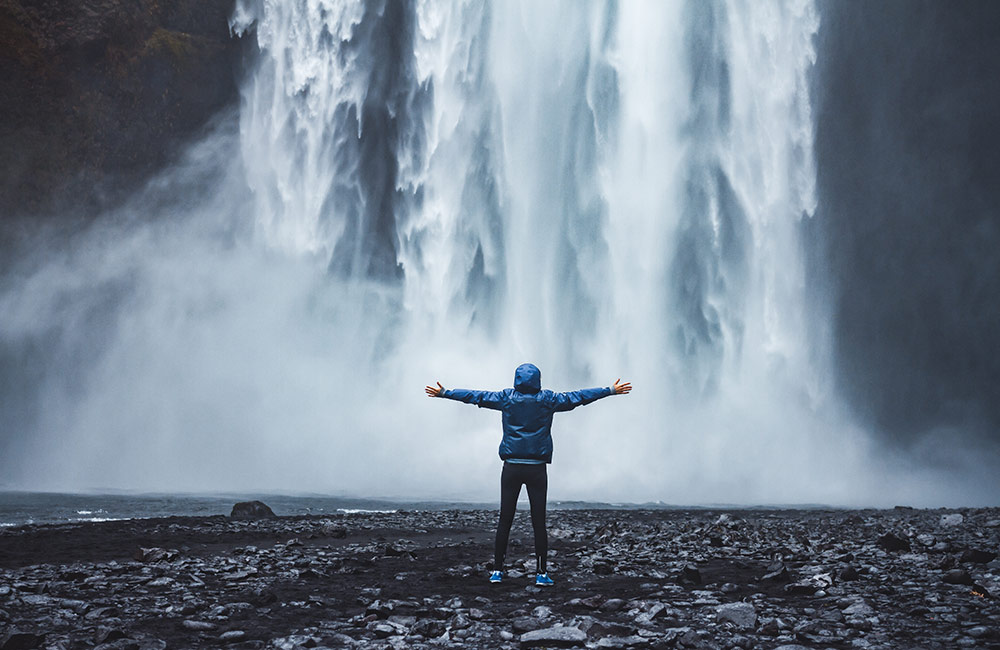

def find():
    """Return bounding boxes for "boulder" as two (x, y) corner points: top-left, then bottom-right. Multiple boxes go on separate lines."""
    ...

(230, 501), (276, 519)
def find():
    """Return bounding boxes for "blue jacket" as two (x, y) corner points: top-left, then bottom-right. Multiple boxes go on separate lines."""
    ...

(440, 363), (614, 463)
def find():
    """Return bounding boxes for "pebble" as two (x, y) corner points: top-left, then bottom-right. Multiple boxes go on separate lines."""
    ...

(513, 616), (543, 633)
(595, 635), (648, 648)
(842, 601), (874, 617)
(940, 513), (964, 527)
(519, 625), (587, 646)
(1, 506), (998, 650)
(180, 620), (215, 631)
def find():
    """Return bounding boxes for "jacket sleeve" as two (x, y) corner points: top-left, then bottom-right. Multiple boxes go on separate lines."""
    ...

(440, 388), (507, 410)
(550, 386), (614, 412)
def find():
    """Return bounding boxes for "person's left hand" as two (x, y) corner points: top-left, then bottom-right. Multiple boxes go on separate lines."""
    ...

(425, 381), (445, 397)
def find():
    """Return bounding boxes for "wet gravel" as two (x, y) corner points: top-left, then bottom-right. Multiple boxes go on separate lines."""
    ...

(1, 507), (999, 649)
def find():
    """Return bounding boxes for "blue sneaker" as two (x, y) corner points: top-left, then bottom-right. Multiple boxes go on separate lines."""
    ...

(535, 573), (554, 587)
(489, 571), (503, 584)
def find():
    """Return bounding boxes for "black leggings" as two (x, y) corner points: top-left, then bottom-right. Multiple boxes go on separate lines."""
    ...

(494, 462), (548, 573)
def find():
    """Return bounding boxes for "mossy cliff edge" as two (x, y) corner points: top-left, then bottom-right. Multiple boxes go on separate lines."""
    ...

(0, 0), (243, 216)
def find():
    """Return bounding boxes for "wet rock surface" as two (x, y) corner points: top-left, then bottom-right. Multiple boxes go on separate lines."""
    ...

(0, 0), (241, 216)
(231, 501), (278, 520)
(1, 507), (999, 648)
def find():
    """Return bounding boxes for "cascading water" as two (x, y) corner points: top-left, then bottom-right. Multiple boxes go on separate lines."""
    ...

(224, 0), (846, 501)
(0, 0), (988, 504)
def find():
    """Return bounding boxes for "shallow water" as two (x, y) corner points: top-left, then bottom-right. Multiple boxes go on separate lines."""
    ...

(0, 491), (710, 527)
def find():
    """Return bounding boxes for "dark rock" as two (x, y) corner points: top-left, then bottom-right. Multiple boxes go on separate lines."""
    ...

(297, 568), (323, 580)
(595, 636), (649, 648)
(239, 585), (276, 606)
(411, 619), (445, 638)
(323, 525), (348, 539)
(96, 628), (128, 644)
(181, 620), (216, 631)
(877, 532), (910, 552)
(513, 617), (544, 633)
(680, 564), (701, 584)
(365, 600), (394, 618)
(784, 581), (817, 595)
(839, 565), (860, 581)
(93, 641), (141, 650)
(943, 569), (974, 585)
(1, 630), (45, 650)
(86, 606), (122, 621)
(759, 618), (780, 636)
(940, 513), (964, 527)
(842, 601), (874, 617)
(532, 605), (553, 618)
(230, 501), (276, 519)
(0, 0), (242, 216)
(593, 559), (614, 575)
(449, 613), (472, 630)
(369, 622), (398, 638)
(599, 598), (625, 612)
(662, 627), (698, 646)
(716, 602), (757, 629)
(961, 549), (998, 564)
(936, 555), (958, 570)
(762, 560), (790, 582)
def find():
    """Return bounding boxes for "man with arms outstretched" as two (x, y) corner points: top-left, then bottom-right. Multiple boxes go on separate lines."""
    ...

(426, 363), (631, 586)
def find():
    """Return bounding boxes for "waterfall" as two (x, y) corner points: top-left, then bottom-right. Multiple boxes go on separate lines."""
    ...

(222, 0), (845, 501)
(4, 0), (989, 504)
(230, 0), (821, 386)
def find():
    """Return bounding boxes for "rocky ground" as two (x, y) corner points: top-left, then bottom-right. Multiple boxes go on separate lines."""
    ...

(1, 507), (999, 649)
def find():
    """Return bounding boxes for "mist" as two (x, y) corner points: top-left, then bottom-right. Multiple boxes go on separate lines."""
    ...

(1, 0), (997, 507)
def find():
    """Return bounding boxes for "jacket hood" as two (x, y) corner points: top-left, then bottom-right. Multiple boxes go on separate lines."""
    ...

(513, 363), (541, 394)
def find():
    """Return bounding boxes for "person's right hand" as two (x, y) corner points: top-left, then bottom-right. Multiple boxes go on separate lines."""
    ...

(425, 381), (445, 397)
(612, 378), (632, 395)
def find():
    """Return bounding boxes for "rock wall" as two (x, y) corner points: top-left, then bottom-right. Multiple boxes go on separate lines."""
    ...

(0, 0), (242, 216)
(811, 0), (1000, 444)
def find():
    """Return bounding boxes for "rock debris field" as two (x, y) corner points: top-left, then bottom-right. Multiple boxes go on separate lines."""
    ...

(1, 506), (999, 649)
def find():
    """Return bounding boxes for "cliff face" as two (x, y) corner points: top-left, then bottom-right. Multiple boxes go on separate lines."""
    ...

(0, 0), (242, 216)
(812, 0), (1000, 443)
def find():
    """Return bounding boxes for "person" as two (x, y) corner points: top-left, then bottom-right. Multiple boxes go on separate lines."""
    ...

(426, 363), (631, 586)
